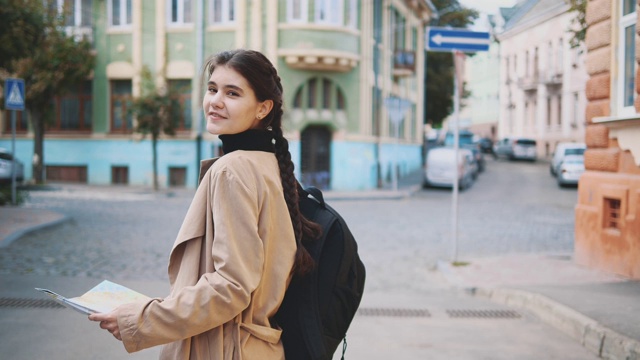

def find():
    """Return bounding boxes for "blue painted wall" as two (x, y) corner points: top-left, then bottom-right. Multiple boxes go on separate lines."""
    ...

(1, 138), (421, 191)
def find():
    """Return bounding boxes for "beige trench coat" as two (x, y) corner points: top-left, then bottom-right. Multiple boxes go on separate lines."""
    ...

(116, 151), (297, 359)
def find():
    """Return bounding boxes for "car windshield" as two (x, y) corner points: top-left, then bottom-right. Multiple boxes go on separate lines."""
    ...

(565, 148), (585, 155)
(515, 139), (536, 145)
(0, 153), (13, 161)
(444, 133), (474, 146)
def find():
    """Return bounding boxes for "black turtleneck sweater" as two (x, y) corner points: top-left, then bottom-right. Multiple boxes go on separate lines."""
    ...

(219, 129), (275, 155)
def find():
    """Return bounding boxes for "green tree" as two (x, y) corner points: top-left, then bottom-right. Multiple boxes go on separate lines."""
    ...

(129, 67), (182, 191)
(0, 0), (45, 69)
(568, 0), (587, 49)
(1, 1), (95, 184)
(425, 0), (479, 127)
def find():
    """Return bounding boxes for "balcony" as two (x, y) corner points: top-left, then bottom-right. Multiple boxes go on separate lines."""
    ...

(392, 50), (416, 77)
(65, 26), (93, 45)
(517, 74), (539, 91)
(543, 71), (563, 86)
(279, 49), (359, 73)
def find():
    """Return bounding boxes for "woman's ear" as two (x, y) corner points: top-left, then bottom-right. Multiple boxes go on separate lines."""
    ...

(257, 100), (274, 120)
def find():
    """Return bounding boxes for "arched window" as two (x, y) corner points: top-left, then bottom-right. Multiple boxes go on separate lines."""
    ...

(292, 77), (346, 112)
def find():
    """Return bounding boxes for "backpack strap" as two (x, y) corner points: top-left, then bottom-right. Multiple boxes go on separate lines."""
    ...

(298, 185), (340, 360)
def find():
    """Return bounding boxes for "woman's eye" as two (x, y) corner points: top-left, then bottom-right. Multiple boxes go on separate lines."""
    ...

(208, 87), (217, 93)
(227, 91), (239, 97)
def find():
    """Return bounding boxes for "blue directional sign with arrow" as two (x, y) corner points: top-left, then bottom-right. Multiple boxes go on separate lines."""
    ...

(426, 27), (490, 53)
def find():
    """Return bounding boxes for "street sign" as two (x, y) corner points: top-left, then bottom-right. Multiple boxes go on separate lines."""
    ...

(426, 27), (490, 53)
(384, 96), (412, 124)
(4, 78), (25, 111)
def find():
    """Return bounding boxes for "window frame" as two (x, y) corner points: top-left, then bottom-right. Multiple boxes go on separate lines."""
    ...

(110, 80), (133, 134)
(315, 0), (344, 26)
(287, 0), (308, 23)
(617, 0), (637, 116)
(50, 81), (93, 132)
(167, 0), (193, 27)
(209, 0), (235, 26)
(107, 0), (132, 29)
(167, 79), (193, 132)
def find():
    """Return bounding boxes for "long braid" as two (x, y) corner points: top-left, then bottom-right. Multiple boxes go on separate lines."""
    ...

(206, 49), (321, 276)
(268, 69), (321, 275)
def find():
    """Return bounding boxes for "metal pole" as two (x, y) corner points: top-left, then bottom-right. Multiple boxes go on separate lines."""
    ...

(195, 0), (204, 186)
(11, 110), (17, 205)
(451, 51), (461, 263)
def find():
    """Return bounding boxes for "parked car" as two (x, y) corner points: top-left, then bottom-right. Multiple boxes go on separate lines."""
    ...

(478, 137), (494, 155)
(423, 147), (475, 190)
(444, 130), (485, 174)
(551, 142), (586, 177)
(556, 155), (585, 187)
(0, 148), (24, 184)
(494, 137), (537, 161)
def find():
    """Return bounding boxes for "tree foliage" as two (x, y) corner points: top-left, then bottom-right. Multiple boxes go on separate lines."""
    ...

(1, 1), (95, 184)
(129, 67), (182, 190)
(568, 0), (587, 49)
(425, 0), (479, 127)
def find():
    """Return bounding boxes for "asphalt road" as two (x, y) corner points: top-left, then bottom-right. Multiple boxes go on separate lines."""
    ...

(0, 157), (598, 359)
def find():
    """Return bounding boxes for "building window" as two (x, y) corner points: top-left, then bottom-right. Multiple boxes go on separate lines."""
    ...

(168, 80), (192, 131)
(572, 92), (580, 128)
(603, 197), (622, 230)
(293, 77), (346, 112)
(287, 0), (308, 23)
(50, 0), (93, 27)
(390, 8), (405, 51)
(46, 165), (88, 183)
(556, 38), (563, 74)
(108, 0), (132, 28)
(111, 166), (129, 184)
(110, 80), (133, 133)
(168, 0), (192, 25)
(51, 81), (92, 132)
(618, 0), (636, 115)
(345, 0), (357, 28)
(169, 166), (187, 187)
(308, 78), (317, 108)
(210, 0), (235, 25)
(315, 0), (343, 25)
(3, 110), (28, 134)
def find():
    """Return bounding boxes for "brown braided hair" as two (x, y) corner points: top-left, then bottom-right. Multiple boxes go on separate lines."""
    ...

(203, 49), (321, 275)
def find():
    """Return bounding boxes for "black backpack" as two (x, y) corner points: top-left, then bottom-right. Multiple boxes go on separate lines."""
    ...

(275, 185), (366, 360)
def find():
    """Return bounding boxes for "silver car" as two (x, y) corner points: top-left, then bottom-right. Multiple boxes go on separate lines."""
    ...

(0, 148), (24, 184)
(557, 155), (584, 187)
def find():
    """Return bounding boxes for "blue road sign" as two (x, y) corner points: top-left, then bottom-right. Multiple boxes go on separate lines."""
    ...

(4, 78), (25, 111)
(426, 27), (490, 53)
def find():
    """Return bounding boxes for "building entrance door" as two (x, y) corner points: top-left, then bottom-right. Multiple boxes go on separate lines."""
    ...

(301, 125), (331, 189)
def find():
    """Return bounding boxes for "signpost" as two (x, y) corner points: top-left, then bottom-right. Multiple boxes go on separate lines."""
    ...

(384, 96), (412, 192)
(425, 27), (489, 263)
(426, 26), (490, 53)
(4, 78), (25, 205)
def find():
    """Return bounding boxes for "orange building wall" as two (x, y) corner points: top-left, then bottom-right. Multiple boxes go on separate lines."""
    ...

(575, 0), (640, 280)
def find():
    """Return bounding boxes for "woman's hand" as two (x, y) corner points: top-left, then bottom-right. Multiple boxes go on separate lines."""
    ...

(89, 311), (122, 341)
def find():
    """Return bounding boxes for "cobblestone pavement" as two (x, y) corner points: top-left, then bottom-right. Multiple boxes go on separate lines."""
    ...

(0, 158), (577, 292)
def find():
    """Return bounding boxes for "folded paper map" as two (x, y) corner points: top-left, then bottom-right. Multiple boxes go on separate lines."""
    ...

(36, 280), (151, 315)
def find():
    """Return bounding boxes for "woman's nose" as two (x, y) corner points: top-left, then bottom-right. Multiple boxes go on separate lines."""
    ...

(208, 92), (223, 109)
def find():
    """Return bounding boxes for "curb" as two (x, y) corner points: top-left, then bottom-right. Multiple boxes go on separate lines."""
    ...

(436, 260), (640, 360)
(0, 212), (69, 248)
(474, 288), (640, 360)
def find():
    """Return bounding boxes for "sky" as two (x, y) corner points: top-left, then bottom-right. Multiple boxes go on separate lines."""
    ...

(458, 0), (518, 15)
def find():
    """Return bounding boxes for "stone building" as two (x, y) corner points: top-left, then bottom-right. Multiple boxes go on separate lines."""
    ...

(575, 0), (640, 279)
(496, 0), (588, 158)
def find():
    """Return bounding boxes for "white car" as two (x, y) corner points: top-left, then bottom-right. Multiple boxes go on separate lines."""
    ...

(551, 142), (586, 177)
(0, 148), (24, 184)
(423, 147), (475, 190)
(557, 155), (584, 187)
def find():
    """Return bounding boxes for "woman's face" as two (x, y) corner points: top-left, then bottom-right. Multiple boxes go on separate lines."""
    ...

(203, 65), (272, 135)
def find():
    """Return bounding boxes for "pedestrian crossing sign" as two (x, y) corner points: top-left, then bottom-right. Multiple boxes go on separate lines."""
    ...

(4, 78), (25, 111)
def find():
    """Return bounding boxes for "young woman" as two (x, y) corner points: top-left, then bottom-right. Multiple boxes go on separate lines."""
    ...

(89, 49), (319, 359)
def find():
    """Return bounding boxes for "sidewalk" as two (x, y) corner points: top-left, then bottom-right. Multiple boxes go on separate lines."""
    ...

(2, 173), (639, 359)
